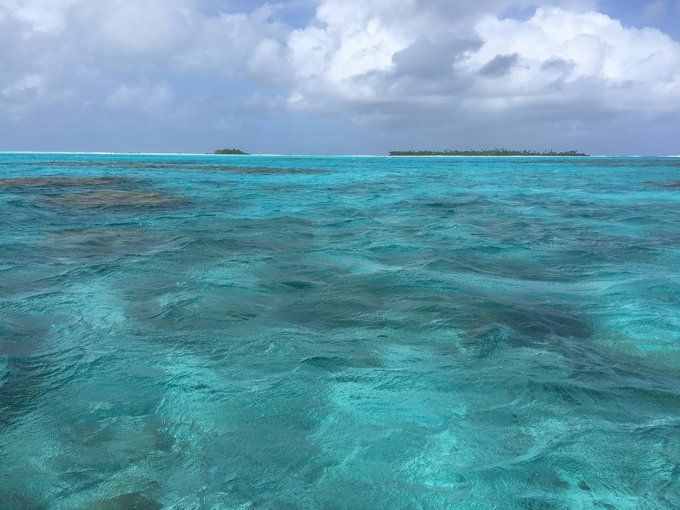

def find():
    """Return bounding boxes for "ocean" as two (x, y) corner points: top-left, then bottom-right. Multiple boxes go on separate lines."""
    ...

(1, 152), (680, 509)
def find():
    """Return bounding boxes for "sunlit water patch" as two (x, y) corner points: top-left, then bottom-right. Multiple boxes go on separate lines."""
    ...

(1, 153), (680, 509)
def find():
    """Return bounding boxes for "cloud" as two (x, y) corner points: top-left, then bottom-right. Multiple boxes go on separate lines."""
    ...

(479, 54), (520, 77)
(75, 0), (197, 55)
(392, 38), (482, 79)
(0, 0), (288, 116)
(0, 0), (679, 153)
(284, 3), (680, 122)
(470, 7), (680, 113)
(105, 82), (174, 113)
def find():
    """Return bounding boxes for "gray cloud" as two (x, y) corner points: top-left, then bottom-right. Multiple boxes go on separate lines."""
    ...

(541, 57), (576, 73)
(392, 37), (482, 79)
(479, 53), (520, 77)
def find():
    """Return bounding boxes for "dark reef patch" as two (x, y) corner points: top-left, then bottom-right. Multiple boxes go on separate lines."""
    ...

(0, 492), (46, 510)
(46, 190), (186, 209)
(88, 492), (162, 510)
(0, 174), (187, 210)
(205, 165), (326, 175)
(6, 160), (328, 174)
(43, 228), (180, 261)
(1, 358), (50, 429)
(300, 355), (383, 373)
(0, 312), (51, 357)
(0, 312), (53, 429)
(0, 177), (125, 188)
(482, 302), (593, 341)
(281, 279), (317, 290)
(515, 158), (680, 169)
(644, 180), (680, 189)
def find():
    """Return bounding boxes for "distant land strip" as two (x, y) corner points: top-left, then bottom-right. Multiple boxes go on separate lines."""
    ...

(214, 148), (248, 155)
(389, 149), (589, 156)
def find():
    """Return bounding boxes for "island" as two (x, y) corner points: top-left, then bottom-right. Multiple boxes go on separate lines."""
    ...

(389, 149), (589, 157)
(214, 148), (248, 155)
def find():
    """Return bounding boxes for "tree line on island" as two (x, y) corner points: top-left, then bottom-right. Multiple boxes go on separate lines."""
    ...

(212, 148), (589, 156)
(389, 149), (589, 156)
(214, 148), (248, 155)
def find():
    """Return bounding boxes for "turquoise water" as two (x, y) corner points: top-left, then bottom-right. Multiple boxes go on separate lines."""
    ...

(2, 153), (680, 509)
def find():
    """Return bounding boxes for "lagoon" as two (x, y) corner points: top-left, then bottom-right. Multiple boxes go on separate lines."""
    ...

(1, 153), (680, 509)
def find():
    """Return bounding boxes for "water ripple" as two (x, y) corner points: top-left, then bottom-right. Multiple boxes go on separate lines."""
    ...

(1, 153), (680, 508)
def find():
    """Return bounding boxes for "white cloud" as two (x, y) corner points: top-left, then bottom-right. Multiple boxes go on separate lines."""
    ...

(173, 6), (288, 78)
(284, 2), (680, 118)
(0, 0), (288, 117)
(468, 8), (680, 112)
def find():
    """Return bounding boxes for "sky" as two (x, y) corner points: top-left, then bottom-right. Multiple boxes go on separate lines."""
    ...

(1, 0), (679, 155)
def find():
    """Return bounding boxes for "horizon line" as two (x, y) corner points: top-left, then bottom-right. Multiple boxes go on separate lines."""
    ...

(1, 150), (679, 158)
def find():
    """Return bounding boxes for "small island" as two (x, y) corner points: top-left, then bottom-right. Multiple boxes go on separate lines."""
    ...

(389, 149), (589, 157)
(214, 148), (248, 155)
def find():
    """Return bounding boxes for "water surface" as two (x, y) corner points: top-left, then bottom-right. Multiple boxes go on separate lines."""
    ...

(2, 153), (680, 509)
